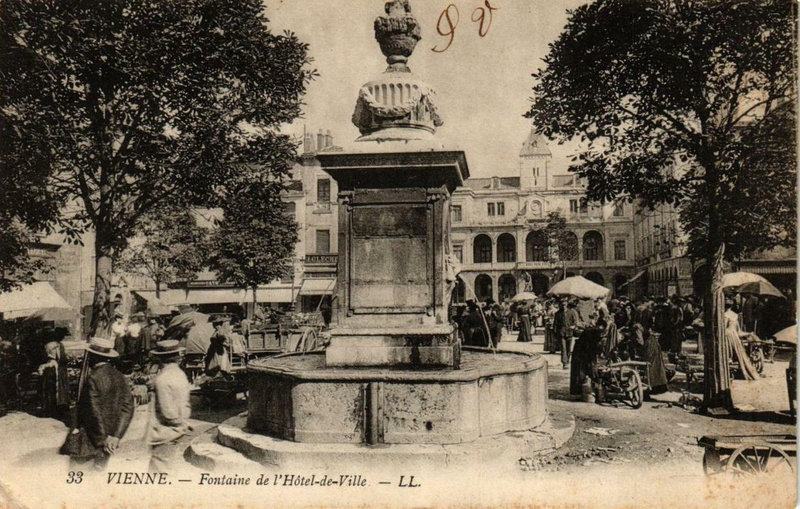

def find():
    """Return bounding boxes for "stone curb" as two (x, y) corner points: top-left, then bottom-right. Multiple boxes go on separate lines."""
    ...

(185, 411), (576, 472)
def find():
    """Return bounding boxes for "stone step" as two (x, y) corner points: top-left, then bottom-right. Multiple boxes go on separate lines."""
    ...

(211, 410), (575, 472)
(185, 425), (261, 472)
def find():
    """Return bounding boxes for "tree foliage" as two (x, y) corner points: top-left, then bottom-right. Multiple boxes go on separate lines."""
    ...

(0, 0), (314, 331)
(116, 205), (209, 297)
(543, 211), (579, 265)
(208, 168), (298, 307)
(527, 0), (797, 411)
(528, 0), (796, 260)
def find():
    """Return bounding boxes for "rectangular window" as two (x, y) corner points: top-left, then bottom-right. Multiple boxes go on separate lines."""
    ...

(580, 201), (588, 215)
(569, 199), (579, 214)
(283, 201), (296, 219)
(614, 240), (626, 260)
(613, 203), (625, 217)
(317, 178), (330, 204)
(553, 175), (576, 187)
(487, 203), (495, 216)
(315, 229), (331, 254)
(452, 244), (463, 263)
(497, 202), (505, 216)
(451, 205), (462, 223)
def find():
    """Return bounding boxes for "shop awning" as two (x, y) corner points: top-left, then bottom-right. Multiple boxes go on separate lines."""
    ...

(298, 278), (336, 296)
(0, 282), (73, 319)
(160, 287), (293, 305)
(736, 264), (796, 275)
(133, 291), (178, 315)
(618, 270), (646, 288)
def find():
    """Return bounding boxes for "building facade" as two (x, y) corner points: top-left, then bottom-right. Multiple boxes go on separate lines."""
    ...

(450, 130), (637, 304)
(631, 201), (694, 299)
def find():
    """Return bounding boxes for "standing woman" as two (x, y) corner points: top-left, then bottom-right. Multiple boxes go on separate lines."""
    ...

(544, 300), (559, 353)
(724, 299), (760, 380)
(517, 301), (533, 342)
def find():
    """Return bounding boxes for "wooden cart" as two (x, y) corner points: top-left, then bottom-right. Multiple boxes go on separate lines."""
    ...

(698, 434), (796, 477)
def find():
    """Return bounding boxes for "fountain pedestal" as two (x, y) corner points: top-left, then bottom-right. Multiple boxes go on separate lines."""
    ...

(317, 150), (468, 368)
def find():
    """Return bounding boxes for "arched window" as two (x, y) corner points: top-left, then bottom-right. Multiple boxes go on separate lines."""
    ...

(498, 274), (517, 302)
(526, 230), (549, 262)
(475, 274), (493, 302)
(496, 233), (516, 263)
(531, 273), (550, 295)
(473, 235), (492, 264)
(583, 231), (604, 261)
(453, 278), (466, 304)
(585, 271), (605, 286)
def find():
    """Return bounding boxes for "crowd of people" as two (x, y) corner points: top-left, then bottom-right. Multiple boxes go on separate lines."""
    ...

(453, 288), (795, 403)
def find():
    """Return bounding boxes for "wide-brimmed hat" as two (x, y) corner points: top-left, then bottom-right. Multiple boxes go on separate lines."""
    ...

(87, 337), (119, 358)
(113, 310), (124, 318)
(211, 315), (231, 325)
(149, 340), (185, 358)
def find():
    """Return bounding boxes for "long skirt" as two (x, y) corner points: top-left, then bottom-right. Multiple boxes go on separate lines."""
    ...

(643, 337), (669, 393)
(724, 329), (759, 380)
(517, 316), (532, 342)
(544, 327), (559, 352)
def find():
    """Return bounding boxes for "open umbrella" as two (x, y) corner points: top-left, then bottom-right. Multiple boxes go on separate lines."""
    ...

(774, 324), (797, 345)
(721, 271), (768, 288)
(547, 275), (610, 299)
(736, 280), (784, 298)
(511, 291), (537, 302)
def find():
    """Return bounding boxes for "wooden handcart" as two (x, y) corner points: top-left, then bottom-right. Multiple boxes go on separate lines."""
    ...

(698, 434), (796, 477)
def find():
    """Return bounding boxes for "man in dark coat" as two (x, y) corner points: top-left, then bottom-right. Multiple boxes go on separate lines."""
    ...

(463, 300), (486, 346)
(62, 337), (134, 471)
(570, 321), (604, 396)
(668, 296), (684, 355)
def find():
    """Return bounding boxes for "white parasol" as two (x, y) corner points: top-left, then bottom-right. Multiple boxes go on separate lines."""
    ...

(547, 275), (610, 299)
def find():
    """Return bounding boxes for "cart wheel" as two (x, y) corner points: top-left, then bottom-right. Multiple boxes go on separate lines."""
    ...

(623, 369), (643, 409)
(702, 448), (723, 475)
(726, 444), (794, 478)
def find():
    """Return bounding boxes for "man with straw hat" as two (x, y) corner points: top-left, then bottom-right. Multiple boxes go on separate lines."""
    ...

(147, 340), (192, 473)
(60, 336), (134, 471)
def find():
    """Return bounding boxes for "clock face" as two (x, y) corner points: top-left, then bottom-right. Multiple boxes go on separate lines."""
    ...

(528, 200), (542, 218)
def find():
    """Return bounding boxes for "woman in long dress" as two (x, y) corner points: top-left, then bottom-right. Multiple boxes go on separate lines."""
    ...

(517, 303), (532, 342)
(631, 323), (669, 394)
(723, 300), (759, 380)
(544, 301), (560, 353)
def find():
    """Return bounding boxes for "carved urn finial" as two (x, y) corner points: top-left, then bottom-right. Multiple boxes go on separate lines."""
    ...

(374, 0), (421, 72)
(352, 0), (442, 141)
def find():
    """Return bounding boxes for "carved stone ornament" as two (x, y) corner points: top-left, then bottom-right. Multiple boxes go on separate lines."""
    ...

(374, 0), (421, 70)
(352, 0), (443, 140)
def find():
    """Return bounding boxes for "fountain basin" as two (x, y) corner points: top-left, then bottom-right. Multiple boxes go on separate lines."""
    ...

(247, 348), (547, 445)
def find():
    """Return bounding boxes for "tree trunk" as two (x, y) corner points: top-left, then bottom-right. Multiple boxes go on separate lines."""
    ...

(155, 275), (161, 299)
(90, 241), (114, 338)
(702, 241), (732, 413)
(701, 144), (733, 414)
(252, 285), (258, 319)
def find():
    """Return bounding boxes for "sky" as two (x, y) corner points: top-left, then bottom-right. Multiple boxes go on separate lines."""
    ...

(264, 0), (586, 177)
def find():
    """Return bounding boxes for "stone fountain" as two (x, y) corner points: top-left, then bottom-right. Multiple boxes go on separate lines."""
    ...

(189, 1), (566, 471)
